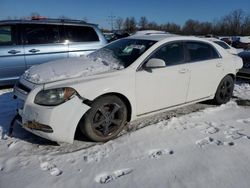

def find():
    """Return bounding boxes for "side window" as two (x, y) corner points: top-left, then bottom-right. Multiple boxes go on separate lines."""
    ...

(0, 25), (15, 46)
(186, 42), (219, 62)
(24, 24), (60, 44)
(151, 42), (185, 66)
(66, 25), (99, 42)
(214, 41), (230, 49)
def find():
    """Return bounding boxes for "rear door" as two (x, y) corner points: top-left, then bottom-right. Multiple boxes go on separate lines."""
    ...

(0, 24), (25, 85)
(65, 25), (103, 57)
(185, 41), (224, 102)
(23, 24), (68, 69)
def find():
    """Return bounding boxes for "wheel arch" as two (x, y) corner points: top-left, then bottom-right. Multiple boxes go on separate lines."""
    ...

(214, 73), (235, 105)
(93, 92), (132, 122)
(74, 92), (132, 140)
(227, 73), (236, 81)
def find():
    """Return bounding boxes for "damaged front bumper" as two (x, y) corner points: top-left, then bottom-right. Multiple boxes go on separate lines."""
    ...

(16, 117), (53, 133)
(13, 81), (90, 143)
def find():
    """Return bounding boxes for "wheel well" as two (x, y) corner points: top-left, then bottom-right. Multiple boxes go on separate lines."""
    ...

(74, 92), (132, 140)
(227, 74), (236, 81)
(95, 93), (132, 122)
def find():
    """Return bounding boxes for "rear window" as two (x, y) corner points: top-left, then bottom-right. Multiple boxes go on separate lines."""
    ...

(24, 24), (60, 44)
(214, 41), (230, 49)
(65, 25), (99, 42)
(0, 25), (14, 45)
(186, 42), (220, 62)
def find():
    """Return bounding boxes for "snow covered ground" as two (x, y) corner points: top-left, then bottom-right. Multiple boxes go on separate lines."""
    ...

(0, 82), (250, 188)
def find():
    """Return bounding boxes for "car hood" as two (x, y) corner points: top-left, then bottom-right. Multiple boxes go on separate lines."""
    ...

(22, 56), (122, 84)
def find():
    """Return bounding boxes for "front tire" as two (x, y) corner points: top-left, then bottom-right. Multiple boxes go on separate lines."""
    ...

(80, 95), (127, 142)
(214, 75), (234, 105)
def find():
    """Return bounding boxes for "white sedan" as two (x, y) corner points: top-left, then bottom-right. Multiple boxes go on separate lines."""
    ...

(13, 35), (243, 143)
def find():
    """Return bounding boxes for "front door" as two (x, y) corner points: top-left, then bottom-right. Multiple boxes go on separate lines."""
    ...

(136, 42), (190, 115)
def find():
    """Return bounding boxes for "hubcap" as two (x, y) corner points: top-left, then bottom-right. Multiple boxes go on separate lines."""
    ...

(92, 103), (124, 137)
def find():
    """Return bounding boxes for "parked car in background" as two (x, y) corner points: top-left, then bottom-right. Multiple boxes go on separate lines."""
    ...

(0, 17), (107, 86)
(206, 38), (237, 54)
(104, 31), (130, 43)
(237, 49), (250, 79)
(133, 30), (170, 35)
(232, 36), (250, 49)
(205, 34), (219, 39)
(103, 32), (115, 43)
(13, 34), (242, 143)
(219, 37), (232, 45)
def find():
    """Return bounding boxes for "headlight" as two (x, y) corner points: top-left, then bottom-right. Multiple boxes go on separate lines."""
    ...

(34, 87), (76, 106)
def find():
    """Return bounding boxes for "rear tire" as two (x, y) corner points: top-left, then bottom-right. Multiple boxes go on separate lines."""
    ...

(79, 95), (127, 142)
(214, 75), (234, 105)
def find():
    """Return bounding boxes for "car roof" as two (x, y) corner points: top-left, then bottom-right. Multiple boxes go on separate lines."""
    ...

(204, 37), (221, 42)
(128, 33), (179, 41)
(128, 34), (216, 43)
(0, 18), (97, 27)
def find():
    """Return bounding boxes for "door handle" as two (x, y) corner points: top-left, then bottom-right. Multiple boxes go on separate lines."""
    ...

(216, 63), (222, 67)
(29, 49), (40, 53)
(8, 50), (21, 54)
(179, 68), (188, 74)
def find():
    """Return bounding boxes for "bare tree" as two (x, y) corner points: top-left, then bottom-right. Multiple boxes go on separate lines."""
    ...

(182, 19), (200, 35)
(161, 22), (181, 34)
(242, 14), (250, 35)
(138, 16), (148, 30)
(147, 21), (159, 30)
(218, 9), (245, 35)
(105, 9), (249, 36)
(231, 9), (244, 35)
(123, 17), (137, 33)
(115, 17), (123, 30)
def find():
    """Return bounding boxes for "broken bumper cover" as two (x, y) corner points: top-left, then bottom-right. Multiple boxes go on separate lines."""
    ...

(17, 96), (90, 143)
(16, 119), (53, 133)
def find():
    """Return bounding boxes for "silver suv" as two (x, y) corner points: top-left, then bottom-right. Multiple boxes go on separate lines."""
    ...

(0, 18), (107, 86)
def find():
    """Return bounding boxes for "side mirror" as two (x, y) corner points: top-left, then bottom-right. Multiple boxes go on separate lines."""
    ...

(145, 58), (166, 68)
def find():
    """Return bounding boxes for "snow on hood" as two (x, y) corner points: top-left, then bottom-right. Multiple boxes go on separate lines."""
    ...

(23, 55), (123, 84)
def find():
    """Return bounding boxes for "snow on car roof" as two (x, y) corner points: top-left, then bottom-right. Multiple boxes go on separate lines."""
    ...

(128, 33), (180, 41)
(128, 34), (214, 43)
(203, 37), (220, 42)
(133, 30), (169, 35)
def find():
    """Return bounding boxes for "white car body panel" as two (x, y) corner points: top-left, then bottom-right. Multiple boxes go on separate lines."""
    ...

(205, 37), (238, 55)
(136, 63), (190, 115)
(186, 58), (224, 101)
(13, 35), (243, 143)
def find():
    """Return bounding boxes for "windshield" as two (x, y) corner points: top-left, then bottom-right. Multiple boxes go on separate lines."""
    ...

(214, 41), (230, 49)
(88, 39), (156, 68)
